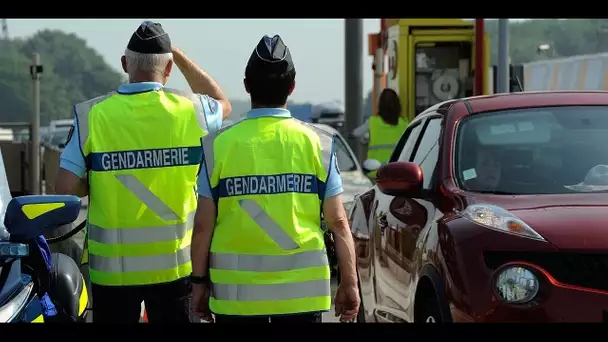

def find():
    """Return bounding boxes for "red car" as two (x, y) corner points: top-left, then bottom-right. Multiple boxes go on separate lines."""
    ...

(350, 91), (608, 323)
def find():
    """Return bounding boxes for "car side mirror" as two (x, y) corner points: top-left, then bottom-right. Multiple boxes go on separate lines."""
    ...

(4, 195), (81, 240)
(376, 162), (423, 197)
(362, 159), (382, 173)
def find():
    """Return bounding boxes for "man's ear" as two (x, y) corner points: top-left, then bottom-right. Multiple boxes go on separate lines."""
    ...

(243, 78), (250, 94)
(121, 56), (128, 73)
(288, 80), (296, 95)
(164, 60), (173, 78)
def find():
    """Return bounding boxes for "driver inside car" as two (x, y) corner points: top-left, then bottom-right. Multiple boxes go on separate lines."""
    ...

(465, 148), (502, 192)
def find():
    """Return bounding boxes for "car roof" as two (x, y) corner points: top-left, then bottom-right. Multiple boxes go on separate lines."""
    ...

(463, 91), (608, 114)
(309, 123), (363, 171)
(309, 123), (339, 135)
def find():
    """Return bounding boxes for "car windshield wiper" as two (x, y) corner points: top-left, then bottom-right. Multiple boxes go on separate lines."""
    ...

(473, 190), (518, 195)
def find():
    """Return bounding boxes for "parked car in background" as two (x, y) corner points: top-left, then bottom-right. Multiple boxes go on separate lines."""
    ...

(350, 91), (608, 323)
(313, 101), (345, 132)
(309, 124), (375, 278)
(310, 124), (374, 213)
(0, 128), (14, 141)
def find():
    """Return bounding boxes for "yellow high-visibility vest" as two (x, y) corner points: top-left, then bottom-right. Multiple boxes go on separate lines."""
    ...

(367, 115), (408, 176)
(74, 88), (208, 286)
(203, 114), (333, 316)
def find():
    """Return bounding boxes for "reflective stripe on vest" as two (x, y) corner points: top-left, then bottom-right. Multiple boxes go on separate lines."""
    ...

(76, 88), (207, 286)
(203, 118), (333, 315)
(368, 143), (397, 151)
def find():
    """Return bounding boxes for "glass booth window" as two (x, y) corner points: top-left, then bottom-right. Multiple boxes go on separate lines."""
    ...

(415, 42), (472, 115)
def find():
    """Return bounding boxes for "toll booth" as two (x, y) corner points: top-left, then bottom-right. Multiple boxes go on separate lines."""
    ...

(385, 19), (491, 122)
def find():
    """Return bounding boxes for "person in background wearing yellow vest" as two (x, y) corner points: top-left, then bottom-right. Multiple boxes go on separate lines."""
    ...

(54, 21), (232, 323)
(189, 35), (360, 323)
(351, 88), (407, 178)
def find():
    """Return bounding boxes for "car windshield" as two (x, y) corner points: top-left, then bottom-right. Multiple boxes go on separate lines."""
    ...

(455, 106), (608, 195)
(334, 137), (357, 172)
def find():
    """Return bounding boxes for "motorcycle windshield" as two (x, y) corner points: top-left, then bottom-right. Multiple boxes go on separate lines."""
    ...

(0, 148), (11, 241)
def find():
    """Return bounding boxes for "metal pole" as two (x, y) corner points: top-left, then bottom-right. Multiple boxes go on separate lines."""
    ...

(497, 19), (510, 93)
(30, 53), (41, 195)
(474, 19), (485, 96)
(345, 19), (364, 162)
(374, 48), (384, 107)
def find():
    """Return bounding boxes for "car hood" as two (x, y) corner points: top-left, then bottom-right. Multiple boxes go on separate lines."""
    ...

(470, 193), (608, 250)
(340, 171), (373, 204)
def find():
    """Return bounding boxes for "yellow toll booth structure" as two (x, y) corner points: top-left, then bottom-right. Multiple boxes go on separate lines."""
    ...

(370, 18), (491, 122)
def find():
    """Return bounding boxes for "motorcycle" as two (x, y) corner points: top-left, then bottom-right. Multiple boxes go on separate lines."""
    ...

(0, 194), (89, 323)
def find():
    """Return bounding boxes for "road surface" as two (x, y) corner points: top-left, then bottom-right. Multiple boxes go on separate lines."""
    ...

(54, 208), (341, 323)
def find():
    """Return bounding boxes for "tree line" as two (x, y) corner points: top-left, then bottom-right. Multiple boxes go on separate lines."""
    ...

(3, 20), (608, 124)
(0, 30), (124, 125)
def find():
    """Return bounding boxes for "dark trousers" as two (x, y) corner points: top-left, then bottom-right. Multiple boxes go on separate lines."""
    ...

(215, 312), (323, 323)
(91, 277), (191, 323)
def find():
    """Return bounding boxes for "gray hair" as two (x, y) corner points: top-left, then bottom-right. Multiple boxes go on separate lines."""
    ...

(124, 48), (173, 78)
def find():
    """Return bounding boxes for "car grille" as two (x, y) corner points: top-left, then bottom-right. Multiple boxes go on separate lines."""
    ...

(484, 252), (608, 292)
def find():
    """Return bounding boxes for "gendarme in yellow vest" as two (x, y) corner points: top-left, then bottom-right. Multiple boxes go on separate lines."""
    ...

(202, 115), (333, 316)
(74, 88), (208, 286)
(368, 115), (408, 174)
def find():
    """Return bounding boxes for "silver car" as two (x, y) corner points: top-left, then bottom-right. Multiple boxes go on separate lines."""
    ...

(309, 124), (374, 278)
(309, 124), (373, 211)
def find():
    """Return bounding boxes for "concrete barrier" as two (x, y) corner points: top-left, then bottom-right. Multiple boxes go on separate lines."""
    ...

(42, 143), (61, 195)
(40, 144), (87, 273)
(1, 141), (31, 196)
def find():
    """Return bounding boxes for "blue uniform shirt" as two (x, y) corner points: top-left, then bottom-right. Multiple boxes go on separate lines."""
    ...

(60, 82), (224, 178)
(197, 108), (344, 200)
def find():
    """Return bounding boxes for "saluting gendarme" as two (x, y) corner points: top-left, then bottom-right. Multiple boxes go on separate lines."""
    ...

(54, 21), (231, 323)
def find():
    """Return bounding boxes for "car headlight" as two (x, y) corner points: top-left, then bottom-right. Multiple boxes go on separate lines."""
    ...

(462, 204), (545, 241)
(494, 266), (539, 304)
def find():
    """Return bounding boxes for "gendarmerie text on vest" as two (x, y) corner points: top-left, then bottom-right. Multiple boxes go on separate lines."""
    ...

(100, 147), (190, 171)
(223, 174), (315, 196)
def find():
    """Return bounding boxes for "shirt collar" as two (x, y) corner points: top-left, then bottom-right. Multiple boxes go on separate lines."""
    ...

(117, 82), (163, 94)
(245, 108), (292, 119)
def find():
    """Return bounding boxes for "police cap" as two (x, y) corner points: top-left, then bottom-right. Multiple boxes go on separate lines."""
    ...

(127, 21), (171, 54)
(246, 35), (295, 77)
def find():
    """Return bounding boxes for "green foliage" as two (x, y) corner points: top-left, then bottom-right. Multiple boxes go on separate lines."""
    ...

(0, 30), (123, 124)
(486, 19), (608, 64)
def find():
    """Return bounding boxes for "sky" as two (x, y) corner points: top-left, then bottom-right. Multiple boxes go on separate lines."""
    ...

(8, 19), (382, 104)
